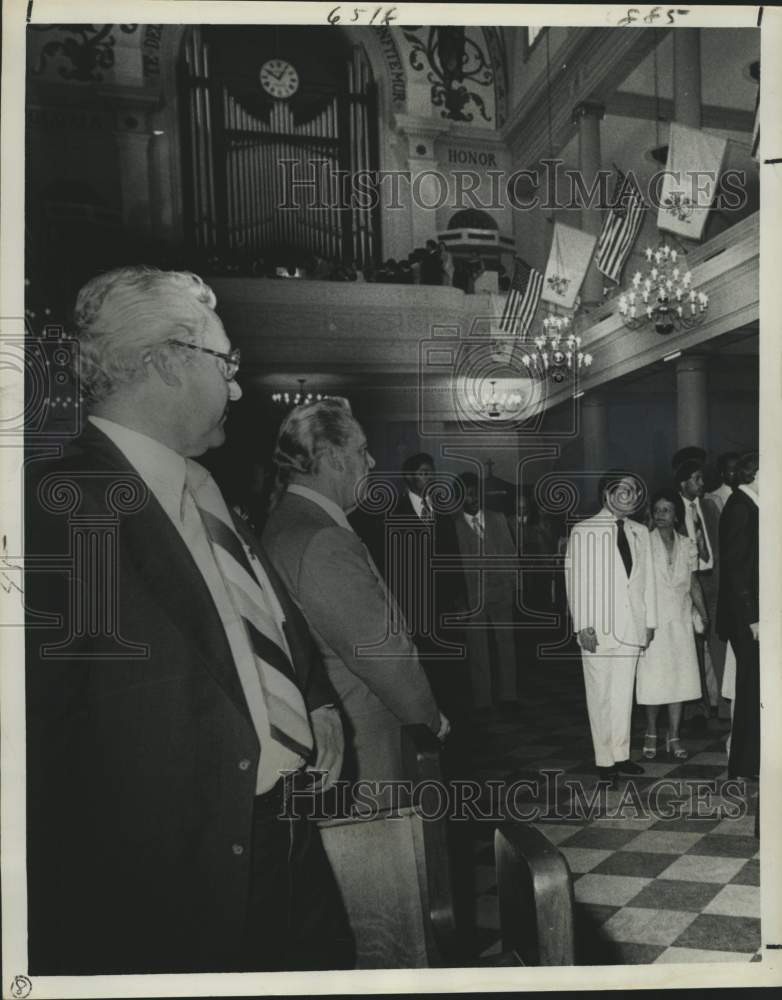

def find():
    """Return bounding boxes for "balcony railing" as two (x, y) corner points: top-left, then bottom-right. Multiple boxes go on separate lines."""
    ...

(210, 211), (758, 405)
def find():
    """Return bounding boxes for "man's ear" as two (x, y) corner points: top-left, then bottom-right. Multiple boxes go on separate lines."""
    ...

(145, 345), (183, 388)
(324, 444), (344, 473)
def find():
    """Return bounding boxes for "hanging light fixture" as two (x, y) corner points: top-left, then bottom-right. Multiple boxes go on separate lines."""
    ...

(618, 243), (708, 335)
(477, 379), (528, 420)
(521, 314), (593, 384)
(271, 378), (333, 408)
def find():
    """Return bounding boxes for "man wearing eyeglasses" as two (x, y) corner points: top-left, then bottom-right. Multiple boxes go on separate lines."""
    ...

(24, 266), (353, 975)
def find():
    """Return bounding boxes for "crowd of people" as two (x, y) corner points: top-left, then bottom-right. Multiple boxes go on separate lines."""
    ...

(565, 450), (759, 784)
(24, 264), (759, 977)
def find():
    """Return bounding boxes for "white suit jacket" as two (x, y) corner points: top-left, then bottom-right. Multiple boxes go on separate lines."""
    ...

(565, 509), (658, 652)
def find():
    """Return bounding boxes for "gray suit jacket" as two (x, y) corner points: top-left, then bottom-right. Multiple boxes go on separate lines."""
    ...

(262, 490), (440, 784)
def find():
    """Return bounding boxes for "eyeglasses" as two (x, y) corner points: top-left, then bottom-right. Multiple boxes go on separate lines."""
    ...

(169, 339), (241, 380)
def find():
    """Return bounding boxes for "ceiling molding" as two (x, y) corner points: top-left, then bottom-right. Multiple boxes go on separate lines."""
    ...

(501, 27), (671, 167)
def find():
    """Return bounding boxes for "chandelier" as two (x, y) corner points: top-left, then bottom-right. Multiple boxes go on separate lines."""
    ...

(520, 315), (593, 385)
(479, 379), (527, 420)
(271, 378), (332, 408)
(618, 244), (709, 336)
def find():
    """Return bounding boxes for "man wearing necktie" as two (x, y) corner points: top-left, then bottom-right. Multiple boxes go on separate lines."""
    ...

(565, 472), (657, 781)
(676, 458), (724, 726)
(453, 472), (520, 715)
(25, 267), (352, 975)
(386, 453), (468, 731)
(262, 404), (449, 798)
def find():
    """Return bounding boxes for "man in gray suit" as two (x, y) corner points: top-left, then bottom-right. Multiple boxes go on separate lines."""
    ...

(262, 399), (449, 796)
(453, 472), (520, 715)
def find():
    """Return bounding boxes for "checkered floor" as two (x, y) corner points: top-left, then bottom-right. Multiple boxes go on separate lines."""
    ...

(461, 649), (761, 965)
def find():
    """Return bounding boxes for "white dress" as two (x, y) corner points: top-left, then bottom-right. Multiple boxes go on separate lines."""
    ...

(636, 530), (702, 704)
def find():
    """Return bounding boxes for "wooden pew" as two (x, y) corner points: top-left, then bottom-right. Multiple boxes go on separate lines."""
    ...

(318, 724), (575, 968)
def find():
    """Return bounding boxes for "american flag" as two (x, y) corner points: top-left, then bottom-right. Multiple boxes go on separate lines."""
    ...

(595, 170), (646, 285)
(500, 257), (543, 336)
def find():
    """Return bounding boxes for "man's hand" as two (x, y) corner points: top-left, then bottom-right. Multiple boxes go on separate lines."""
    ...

(750, 622), (759, 641)
(307, 706), (344, 792)
(578, 627), (598, 653)
(644, 627), (656, 649)
(436, 711), (451, 742)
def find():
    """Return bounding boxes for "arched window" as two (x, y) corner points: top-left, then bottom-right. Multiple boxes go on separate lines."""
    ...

(179, 26), (380, 268)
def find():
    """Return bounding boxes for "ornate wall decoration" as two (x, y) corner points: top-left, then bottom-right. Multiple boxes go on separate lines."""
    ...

(372, 26), (407, 109)
(30, 24), (139, 83)
(402, 26), (494, 123)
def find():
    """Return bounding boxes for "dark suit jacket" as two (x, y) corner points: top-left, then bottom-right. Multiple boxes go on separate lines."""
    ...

(262, 490), (440, 784)
(25, 425), (335, 975)
(453, 509), (519, 610)
(385, 493), (465, 655)
(716, 488), (759, 641)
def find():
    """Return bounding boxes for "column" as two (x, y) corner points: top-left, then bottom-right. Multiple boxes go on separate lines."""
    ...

(675, 355), (708, 451)
(572, 101), (605, 305)
(114, 127), (152, 229)
(673, 29), (702, 128)
(581, 392), (608, 475)
(395, 117), (449, 251)
(148, 112), (174, 237)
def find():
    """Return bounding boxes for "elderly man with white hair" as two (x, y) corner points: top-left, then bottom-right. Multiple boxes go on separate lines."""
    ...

(262, 399), (449, 799)
(25, 266), (353, 975)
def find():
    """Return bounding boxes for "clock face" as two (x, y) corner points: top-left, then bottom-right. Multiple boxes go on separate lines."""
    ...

(259, 59), (300, 99)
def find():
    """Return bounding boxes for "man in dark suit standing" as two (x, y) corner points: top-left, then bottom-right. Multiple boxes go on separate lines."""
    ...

(388, 453), (468, 729)
(717, 452), (760, 779)
(676, 457), (724, 726)
(453, 472), (520, 715)
(25, 266), (352, 975)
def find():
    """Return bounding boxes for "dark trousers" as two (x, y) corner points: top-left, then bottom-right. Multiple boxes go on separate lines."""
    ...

(240, 782), (355, 971)
(727, 630), (760, 780)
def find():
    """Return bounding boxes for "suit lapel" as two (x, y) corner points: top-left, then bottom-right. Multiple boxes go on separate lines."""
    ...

(78, 425), (252, 721)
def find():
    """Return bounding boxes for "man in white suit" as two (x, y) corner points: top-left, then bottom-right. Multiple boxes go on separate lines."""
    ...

(565, 472), (657, 780)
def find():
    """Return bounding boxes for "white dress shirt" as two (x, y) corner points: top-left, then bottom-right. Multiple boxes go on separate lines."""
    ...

(407, 490), (433, 519)
(89, 416), (302, 792)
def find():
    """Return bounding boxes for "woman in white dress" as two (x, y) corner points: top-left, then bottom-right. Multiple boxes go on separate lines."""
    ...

(636, 489), (709, 760)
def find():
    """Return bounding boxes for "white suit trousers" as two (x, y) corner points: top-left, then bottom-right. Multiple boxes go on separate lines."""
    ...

(582, 649), (640, 767)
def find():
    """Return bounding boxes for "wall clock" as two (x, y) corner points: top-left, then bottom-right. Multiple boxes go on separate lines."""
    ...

(259, 58), (300, 99)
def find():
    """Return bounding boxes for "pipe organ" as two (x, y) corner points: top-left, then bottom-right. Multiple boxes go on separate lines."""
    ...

(181, 28), (379, 267)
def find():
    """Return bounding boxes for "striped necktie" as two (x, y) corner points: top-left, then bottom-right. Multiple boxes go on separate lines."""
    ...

(186, 463), (313, 758)
(690, 502), (710, 563)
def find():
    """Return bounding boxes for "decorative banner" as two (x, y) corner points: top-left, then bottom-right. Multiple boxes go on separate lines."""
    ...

(657, 122), (727, 241)
(541, 222), (597, 310)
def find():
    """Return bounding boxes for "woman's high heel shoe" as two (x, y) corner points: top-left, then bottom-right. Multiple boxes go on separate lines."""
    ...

(642, 733), (658, 760)
(666, 735), (688, 761)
